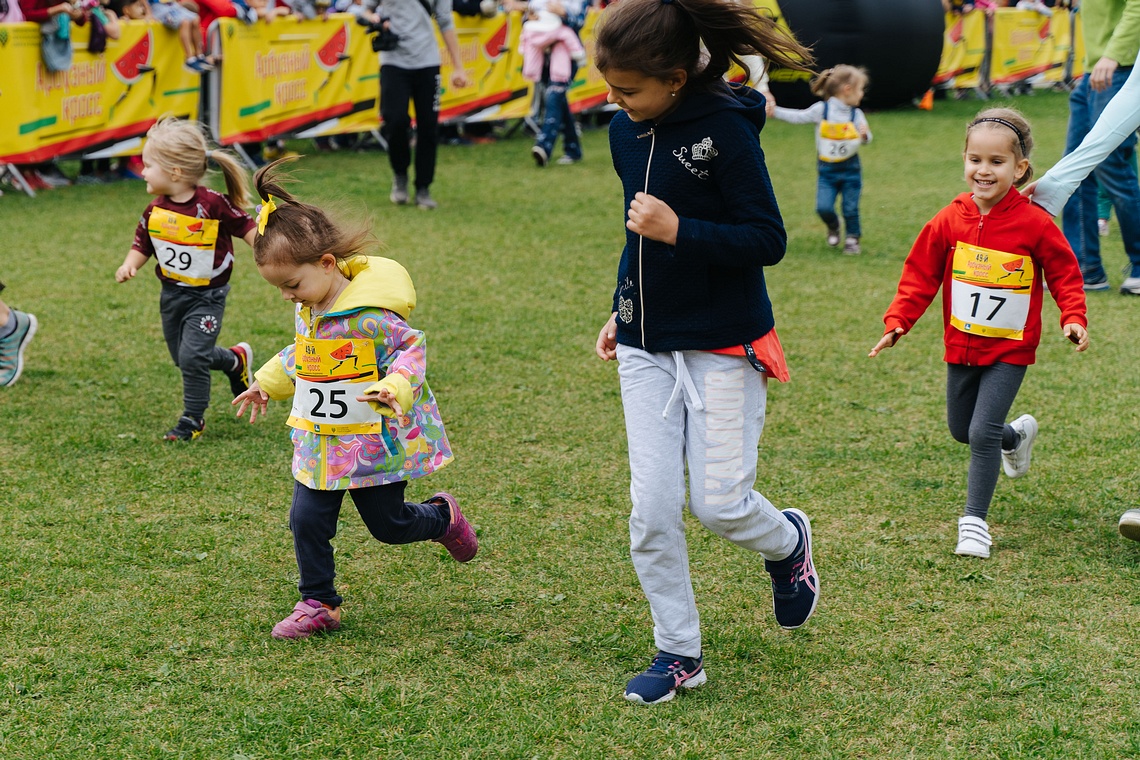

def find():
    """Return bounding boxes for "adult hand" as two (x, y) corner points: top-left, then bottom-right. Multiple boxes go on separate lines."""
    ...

(1090, 56), (1118, 92)
(596, 312), (618, 361)
(450, 68), (472, 89)
(868, 328), (903, 357)
(627, 192), (679, 245)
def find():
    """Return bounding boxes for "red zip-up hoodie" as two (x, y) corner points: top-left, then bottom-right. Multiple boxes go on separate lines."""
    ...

(883, 187), (1087, 367)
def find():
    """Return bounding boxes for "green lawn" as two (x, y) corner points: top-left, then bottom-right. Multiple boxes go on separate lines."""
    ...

(2, 90), (1139, 758)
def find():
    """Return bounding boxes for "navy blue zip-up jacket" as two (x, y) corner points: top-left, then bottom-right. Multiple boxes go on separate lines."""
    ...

(609, 80), (787, 353)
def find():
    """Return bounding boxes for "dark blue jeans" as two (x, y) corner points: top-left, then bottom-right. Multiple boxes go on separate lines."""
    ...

(1061, 68), (1140, 282)
(816, 156), (862, 238)
(535, 64), (582, 161)
(289, 479), (449, 607)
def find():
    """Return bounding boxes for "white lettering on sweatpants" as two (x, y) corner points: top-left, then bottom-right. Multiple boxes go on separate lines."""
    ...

(704, 368), (746, 506)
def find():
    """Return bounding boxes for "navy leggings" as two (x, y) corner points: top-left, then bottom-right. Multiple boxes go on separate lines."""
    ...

(290, 479), (450, 607)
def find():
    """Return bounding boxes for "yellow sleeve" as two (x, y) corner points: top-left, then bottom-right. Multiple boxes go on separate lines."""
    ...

(360, 373), (413, 418)
(254, 356), (296, 401)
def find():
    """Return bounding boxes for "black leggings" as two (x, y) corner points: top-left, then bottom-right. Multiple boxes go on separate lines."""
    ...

(946, 362), (1026, 520)
(289, 479), (450, 606)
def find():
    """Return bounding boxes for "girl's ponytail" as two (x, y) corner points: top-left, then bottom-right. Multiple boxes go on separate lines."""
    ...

(208, 149), (252, 210)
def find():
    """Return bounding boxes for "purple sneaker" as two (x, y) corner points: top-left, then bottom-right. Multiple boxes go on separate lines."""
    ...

(271, 599), (341, 640)
(430, 492), (478, 562)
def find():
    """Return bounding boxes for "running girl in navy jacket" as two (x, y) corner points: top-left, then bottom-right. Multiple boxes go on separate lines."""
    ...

(592, 0), (819, 706)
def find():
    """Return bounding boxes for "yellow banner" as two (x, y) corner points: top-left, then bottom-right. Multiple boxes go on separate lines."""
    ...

(440, 12), (532, 122)
(990, 8), (1061, 84)
(934, 10), (987, 87)
(0, 20), (199, 163)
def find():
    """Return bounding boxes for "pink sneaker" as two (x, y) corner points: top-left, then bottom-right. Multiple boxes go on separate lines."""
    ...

(430, 492), (478, 562)
(271, 599), (341, 639)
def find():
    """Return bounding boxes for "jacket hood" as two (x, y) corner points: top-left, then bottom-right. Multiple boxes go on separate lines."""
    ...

(657, 80), (767, 132)
(301, 255), (416, 322)
(950, 186), (1029, 219)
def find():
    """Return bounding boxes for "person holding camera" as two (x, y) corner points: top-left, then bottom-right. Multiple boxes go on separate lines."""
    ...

(362, 0), (472, 209)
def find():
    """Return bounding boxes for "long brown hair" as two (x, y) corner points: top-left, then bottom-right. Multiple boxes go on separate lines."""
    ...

(593, 0), (814, 90)
(251, 157), (375, 267)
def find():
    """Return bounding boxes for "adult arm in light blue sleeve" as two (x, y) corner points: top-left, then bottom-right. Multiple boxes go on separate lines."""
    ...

(1030, 64), (1140, 216)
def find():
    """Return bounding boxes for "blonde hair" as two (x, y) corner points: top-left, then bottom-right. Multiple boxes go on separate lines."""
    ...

(809, 64), (869, 99)
(252, 157), (375, 267)
(144, 117), (252, 208)
(965, 107), (1035, 187)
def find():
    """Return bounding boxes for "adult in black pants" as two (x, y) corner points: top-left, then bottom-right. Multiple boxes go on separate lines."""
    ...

(374, 0), (472, 209)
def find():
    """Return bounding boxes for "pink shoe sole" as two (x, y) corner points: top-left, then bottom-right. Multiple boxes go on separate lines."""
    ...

(430, 492), (478, 562)
(271, 599), (341, 639)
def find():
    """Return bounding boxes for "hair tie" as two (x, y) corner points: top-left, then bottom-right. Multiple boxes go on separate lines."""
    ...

(256, 195), (277, 235)
(971, 117), (1027, 156)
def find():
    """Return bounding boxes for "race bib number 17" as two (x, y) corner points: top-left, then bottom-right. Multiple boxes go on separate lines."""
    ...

(949, 241), (1035, 340)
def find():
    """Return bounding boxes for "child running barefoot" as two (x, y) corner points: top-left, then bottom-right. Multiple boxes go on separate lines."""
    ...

(772, 65), (872, 254)
(593, 0), (819, 706)
(115, 118), (258, 441)
(870, 108), (1089, 559)
(232, 159), (475, 640)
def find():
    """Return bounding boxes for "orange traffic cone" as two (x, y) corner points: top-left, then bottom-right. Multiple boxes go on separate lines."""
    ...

(918, 88), (934, 111)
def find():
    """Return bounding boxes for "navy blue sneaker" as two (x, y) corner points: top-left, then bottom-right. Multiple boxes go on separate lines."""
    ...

(624, 651), (706, 705)
(764, 508), (819, 629)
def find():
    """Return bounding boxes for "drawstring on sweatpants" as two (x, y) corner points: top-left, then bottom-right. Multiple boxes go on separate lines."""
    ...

(662, 351), (704, 419)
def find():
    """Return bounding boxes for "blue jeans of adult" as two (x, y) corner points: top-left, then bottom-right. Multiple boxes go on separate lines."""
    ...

(816, 156), (862, 238)
(1061, 68), (1140, 283)
(535, 63), (582, 161)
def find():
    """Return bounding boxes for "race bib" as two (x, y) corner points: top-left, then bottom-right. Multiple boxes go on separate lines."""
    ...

(949, 241), (1035, 340)
(818, 119), (861, 163)
(148, 208), (220, 286)
(287, 335), (387, 435)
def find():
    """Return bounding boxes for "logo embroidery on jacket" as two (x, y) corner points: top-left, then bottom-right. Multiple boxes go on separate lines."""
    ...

(673, 138), (714, 180)
(619, 296), (634, 324)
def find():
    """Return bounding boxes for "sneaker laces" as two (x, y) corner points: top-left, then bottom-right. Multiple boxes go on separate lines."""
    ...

(646, 654), (687, 675)
(770, 553), (808, 599)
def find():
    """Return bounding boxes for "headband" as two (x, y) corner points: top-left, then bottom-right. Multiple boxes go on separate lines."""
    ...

(256, 195), (277, 235)
(971, 117), (1027, 156)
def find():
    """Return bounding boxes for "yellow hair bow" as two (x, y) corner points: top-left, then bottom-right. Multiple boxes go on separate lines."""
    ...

(256, 195), (277, 235)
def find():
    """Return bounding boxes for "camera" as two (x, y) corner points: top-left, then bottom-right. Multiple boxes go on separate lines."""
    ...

(356, 14), (399, 52)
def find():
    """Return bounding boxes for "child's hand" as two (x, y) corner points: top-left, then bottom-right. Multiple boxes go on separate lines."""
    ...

(858, 124), (869, 141)
(596, 312), (618, 361)
(115, 263), (137, 282)
(627, 192), (679, 245)
(1063, 322), (1089, 352)
(357, 387), (403, 417)
(869, 328), (903, 357)
(233, 381), (269, 422)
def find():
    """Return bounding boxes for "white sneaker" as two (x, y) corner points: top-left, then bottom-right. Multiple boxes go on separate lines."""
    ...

(1098, 218), (1109, 236)
(1119, 509), (1140, 542)
(1120, 276), (1140, 296)
(826, 228), (840, 247)
(1001, 414), (1038, 478)
(955, 515), (992, 558)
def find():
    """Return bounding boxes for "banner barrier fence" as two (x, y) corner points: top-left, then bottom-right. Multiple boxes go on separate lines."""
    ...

(1, 5), (1092, 171)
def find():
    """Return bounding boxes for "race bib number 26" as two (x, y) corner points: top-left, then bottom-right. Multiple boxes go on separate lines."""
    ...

(949, 241), (1035, 340)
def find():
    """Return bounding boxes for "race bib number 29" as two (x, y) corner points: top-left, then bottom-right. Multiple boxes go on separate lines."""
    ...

(949, 241), (1035, 340)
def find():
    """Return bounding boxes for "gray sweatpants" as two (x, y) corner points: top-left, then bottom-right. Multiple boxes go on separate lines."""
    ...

(617, 344), (799, 659)
(946, 362), (1026, 520)
(160, 283), (236, 420)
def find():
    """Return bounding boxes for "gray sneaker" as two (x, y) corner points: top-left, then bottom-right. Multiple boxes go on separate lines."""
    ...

(843, 236), (861, 255)
(415, 188), (438, 210)
(1119, 509), (1140, 542)
(1120, 276), (1140, 295)
(0, 309), (37, 387)
(390, 175), (409, 205)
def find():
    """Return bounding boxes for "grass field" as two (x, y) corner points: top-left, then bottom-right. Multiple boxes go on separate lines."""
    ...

(2, 90), (1139, 758)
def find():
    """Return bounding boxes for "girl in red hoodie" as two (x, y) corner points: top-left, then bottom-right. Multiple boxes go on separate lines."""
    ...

(870, 107), (1089, 559)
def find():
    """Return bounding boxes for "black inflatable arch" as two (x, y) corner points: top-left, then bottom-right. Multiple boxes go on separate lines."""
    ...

(766, 0), (945, 110)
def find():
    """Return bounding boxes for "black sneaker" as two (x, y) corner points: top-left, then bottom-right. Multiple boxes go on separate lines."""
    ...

(764, 508), (819, 629)
(225, 342), (254, 398)
(164, 415), (205, 441)
(624, 651), (706, 705)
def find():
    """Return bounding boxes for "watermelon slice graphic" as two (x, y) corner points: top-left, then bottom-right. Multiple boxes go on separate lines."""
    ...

(109, 29), (157, 118)
(112, 29), (154, 85)
(483, 21), (508, 61)
(329, 341), (354, 360)
(315, 22), (350, 72)
(1001, 258), (1025, 273)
